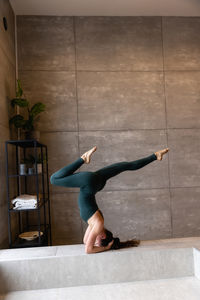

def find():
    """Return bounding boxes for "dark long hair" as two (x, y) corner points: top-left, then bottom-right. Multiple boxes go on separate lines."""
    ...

(101, 229), (140, 250)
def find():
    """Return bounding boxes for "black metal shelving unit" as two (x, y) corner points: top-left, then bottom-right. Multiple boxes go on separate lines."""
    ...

(5, 139), (52, 248)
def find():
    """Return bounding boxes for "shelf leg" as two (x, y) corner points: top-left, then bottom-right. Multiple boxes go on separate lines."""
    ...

(34, 140), (41, 244)
(45, 146), (52, 245)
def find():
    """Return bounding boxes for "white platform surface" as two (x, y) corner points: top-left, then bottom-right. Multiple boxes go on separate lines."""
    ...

(1, 277), (200, 300)
(1, 237), (200, 299)
(1, 236), (200, 261)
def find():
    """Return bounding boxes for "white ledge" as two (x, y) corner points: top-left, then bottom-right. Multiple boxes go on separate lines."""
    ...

(0, 236), (200, 261)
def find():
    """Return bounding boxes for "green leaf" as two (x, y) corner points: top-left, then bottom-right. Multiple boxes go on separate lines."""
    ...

(16, 79), (23, 97)
(11, 98), (29, 108)
(9, 114), (25, 128)
(23, 114), (35, 130)
(30, 102), (46, 118)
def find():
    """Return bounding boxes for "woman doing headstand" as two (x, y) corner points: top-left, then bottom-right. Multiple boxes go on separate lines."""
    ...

(50, 147), (169, 254)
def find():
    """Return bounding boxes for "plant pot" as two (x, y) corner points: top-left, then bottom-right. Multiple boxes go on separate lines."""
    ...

(19, 163), (27, 175)
(34, 163), (42, 174)
(37, 163), (42, 174)
(28, 167), (35, 175)
(24, 130), (40, 141)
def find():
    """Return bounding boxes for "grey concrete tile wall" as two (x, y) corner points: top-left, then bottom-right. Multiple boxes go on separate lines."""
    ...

(0, 124), (10, 199)
(17, 15), (200, 245)
(0, 125), (10, 247)
(171, 187), (200, 237)
(0, 0), (16, 248)
(77, 71), (166, 130)
(163, 17), (200, 70)
(168, 129), (200, 187)
(19, 71), (77, 131)
(97, 189), (172, 241)
(75, 17), (163, 71)
(17, 16), (75, 71)
(165, 72), (200, 129)
(0, 0), (15, 66)
(0, 46), (16, 128)
(50, 193), (83, 245)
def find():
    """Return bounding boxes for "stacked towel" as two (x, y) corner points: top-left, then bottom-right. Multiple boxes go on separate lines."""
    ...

(12, 194), (41, 210)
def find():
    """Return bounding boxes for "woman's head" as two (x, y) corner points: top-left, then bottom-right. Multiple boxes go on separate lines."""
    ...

(94, 230), (106, 246)
(100, 229), (140, 250)
(100, 229), (121, 249)
(100, 229), (113, 247)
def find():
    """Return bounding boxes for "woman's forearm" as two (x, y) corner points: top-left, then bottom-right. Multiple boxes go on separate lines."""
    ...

(85, 245), (110, 254)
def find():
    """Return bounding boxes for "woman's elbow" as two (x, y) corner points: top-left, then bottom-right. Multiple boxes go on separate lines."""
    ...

(85, 245), (92, 254)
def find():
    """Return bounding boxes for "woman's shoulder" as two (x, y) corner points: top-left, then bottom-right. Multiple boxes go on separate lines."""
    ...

(88, 210), (104, 227)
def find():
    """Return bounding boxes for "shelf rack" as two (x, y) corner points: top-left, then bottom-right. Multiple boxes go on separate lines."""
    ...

(5, 139), (52, 248)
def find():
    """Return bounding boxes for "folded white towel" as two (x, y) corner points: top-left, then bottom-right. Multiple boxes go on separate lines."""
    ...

(12, 199), (38, 205)
(13, 205), (37, 210)
(12, 194), (41, 204)
(14, 201), (40, 208)
(13, 201), (41, 210)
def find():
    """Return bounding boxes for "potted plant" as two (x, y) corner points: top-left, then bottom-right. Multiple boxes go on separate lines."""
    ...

(9, 79), (46, 140)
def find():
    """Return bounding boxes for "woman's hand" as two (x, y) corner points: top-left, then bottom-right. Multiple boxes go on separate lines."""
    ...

(105, 239), (114, 250)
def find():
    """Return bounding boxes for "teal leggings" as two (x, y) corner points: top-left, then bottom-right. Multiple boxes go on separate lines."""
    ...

(50, 153), (157, 222)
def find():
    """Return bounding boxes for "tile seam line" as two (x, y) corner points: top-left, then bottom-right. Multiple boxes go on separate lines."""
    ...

(39, 128), (200, 133)
(161, 16), (173, 239)
(17, 69), (200, 73)
(72, 16), (79, 157)
(17, 16), (200, 18)
(73, 16), (84, 240)
(42, 129), (168, 132)
(51, 186), (200, 194)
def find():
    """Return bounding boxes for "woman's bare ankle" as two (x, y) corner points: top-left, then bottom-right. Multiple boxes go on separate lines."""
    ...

(81, 146), (97, 164)
(155, 148), (169, 161)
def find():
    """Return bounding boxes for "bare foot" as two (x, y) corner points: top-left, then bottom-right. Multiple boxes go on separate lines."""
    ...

(81, 146), (97, 164)
(155, 148), (169, 161)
